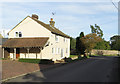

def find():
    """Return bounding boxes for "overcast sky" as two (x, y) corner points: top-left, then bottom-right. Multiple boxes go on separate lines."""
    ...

(0, 0), (119, 41)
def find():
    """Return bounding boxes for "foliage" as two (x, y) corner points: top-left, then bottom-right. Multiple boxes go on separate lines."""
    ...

(70, 55), (78, 58)
(79, 32), (84, 38)
(70, 37), (77, 55)
(110, 35), (120, 41)
(80, 33), (102, 55)
(90, 24), (103, 38)
(94, 39), (111, 50)
(70, 37), (76, 50)
(110, 35), (120, 50)
(76, 32), (86, 55)
(111, 40), (120, 50)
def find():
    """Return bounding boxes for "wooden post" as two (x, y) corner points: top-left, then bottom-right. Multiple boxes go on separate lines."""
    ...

(14, 48), (16, 60)
(27, 48), (29, 58)
(39, 48), (42, 59)
(3, 48), (4, 58)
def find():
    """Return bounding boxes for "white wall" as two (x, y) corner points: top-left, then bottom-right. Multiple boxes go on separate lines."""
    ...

(8, 16), (70, 61)
(8, 16), (51, 38)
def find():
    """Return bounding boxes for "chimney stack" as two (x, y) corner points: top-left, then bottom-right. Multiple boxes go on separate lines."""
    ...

(49, 18), (55, 27)
(32, 14), (39, 19)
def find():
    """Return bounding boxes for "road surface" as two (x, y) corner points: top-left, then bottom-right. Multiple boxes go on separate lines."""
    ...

(4, 56), (119, 82)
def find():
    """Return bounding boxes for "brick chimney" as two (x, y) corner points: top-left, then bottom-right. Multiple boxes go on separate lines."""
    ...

(32, 14), (39, 19)
(49, 18), (55, 27)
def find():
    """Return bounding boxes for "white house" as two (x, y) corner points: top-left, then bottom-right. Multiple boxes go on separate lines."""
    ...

(2, 14), (70, 61)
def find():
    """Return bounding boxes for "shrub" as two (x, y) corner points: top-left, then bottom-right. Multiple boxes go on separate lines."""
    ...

(39, 59), (54, 64)
(64, 57), (72, 62)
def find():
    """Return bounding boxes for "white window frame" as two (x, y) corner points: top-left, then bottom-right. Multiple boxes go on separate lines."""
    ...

(15, 32), (19, 37)
(56, 48), (58, 54)
(52, 48), (55, 54)
(15, 31), (22, 38)
(66, 48), (68, 53)
(64, 37), (66, 42)
(55, 35), (59, 42)
(58, 48), (60, 54)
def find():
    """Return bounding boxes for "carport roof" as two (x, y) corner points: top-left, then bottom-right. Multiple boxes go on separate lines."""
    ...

(2, 37), (49, 48)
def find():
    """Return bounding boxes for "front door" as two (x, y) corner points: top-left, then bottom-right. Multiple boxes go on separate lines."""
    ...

(16, 48), (20, 59)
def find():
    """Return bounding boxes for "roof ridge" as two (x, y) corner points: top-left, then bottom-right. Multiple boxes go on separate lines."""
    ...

(30, 16), (70, 38)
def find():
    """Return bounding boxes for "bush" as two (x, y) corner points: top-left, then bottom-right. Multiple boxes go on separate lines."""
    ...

(64, 57), (72, 62)
(70, 49), (77, 55)
(39, 59), (54, 64)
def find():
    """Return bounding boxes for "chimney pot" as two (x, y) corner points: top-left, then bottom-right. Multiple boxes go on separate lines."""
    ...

(32, 14), (39, 19)
(49, 18), (55, 27)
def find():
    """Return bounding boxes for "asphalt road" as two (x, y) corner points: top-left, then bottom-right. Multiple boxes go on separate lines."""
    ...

(5, 56), (119, 82)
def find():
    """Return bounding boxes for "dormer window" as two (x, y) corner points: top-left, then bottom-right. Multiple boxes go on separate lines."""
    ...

(15, 32), (22, 37)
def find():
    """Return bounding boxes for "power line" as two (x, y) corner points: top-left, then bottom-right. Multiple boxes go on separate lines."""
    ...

(111, 0), (119, 10)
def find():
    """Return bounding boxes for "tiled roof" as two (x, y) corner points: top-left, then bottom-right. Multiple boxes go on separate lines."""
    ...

(2, 37), (49, 48)
(31, 16), (70, 38)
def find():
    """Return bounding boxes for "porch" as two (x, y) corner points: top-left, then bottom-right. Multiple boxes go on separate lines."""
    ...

(2, 37), (49, 60)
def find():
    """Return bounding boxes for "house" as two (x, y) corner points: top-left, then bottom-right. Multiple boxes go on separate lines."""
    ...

(2, 14), (70, 61)
(0, 34), (8, 58)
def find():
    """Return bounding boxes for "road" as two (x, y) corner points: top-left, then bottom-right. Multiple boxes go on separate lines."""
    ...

(4, 56), (119, 82)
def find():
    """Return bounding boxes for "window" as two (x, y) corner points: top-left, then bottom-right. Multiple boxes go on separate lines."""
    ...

(52, 48), (55, 54)
(58, 48), (60, 54)
(19, 32), (22, 37)
(56, 48), (58, 54)
(15, 32), (22, 37)
(66, 48), (68, 53)
(15, 32), (19, 37)
(64, 37), (66, 42)
(55, 35), (59, 42)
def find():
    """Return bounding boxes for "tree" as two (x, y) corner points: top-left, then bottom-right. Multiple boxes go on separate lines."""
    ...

(70, 37), (76, 55)
(111, 40), (120, 50)
(70, 37), (76, 50)
(110, 35), (120, 50)
(76, 32), (85, 56)
(90, 24), (103, 38)
(94, 39), (111, 50)
(80, 33), (102, 55)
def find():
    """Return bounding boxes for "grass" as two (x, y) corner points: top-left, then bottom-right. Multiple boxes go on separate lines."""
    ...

(18, 59), (41, 64)
(18, 59), (54, 64)
(0, 58), (7, 60)
(70, 55), (78, 58)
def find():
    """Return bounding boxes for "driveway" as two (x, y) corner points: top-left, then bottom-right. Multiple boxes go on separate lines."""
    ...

(4, 56), (119, 82)
(2, 60), (59, 80)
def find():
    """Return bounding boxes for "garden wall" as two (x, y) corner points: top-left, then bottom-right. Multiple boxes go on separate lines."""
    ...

(91, 49), (119, 56)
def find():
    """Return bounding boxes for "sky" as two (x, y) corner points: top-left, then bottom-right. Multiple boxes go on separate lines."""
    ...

(0, 0), (119, 41)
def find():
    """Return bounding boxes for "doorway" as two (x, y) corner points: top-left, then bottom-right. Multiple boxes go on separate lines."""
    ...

(16, 48), (20, 59)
